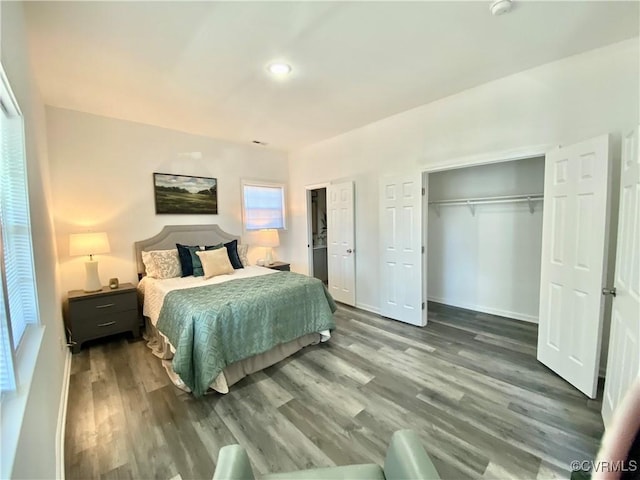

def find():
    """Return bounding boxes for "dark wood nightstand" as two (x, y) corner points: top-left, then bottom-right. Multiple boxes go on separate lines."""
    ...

(265, 261), (290, 271)
(65, 283), (140, 353)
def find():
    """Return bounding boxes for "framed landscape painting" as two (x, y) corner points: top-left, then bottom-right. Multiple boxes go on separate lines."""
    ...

(153, 173), (218, 214)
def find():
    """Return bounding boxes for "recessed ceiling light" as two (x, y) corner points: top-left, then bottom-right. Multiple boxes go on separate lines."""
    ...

(267, 63), (292, 76)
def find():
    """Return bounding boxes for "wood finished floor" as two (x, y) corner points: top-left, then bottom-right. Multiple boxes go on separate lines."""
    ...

(65, 303), (604, 480)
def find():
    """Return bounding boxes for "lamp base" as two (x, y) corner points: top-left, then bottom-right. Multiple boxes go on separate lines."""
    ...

(84, 260), (103, 292)
(265, 247), (274, 266)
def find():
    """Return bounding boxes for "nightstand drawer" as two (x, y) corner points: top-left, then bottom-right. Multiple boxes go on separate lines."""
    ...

(69, 291), (137, 320)
(65, 283), (140, 353)
(73, 309), (138, 340)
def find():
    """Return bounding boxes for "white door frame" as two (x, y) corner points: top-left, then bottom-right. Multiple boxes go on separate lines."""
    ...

(422, 144), (555, 174)
(305, 182), (330, 277)
(419, 144), (551, 311)
(422, 171), (429, 324)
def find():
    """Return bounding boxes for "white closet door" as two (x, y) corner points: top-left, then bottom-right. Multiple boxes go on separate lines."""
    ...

(379, 173), (425, 326)
(602, 127), (640, 426)
(327, 181), (356, 306)
(538, 134), (612, 399)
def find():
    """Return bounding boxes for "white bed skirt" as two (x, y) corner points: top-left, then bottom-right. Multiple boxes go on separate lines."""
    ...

(143, 317), (322, 394)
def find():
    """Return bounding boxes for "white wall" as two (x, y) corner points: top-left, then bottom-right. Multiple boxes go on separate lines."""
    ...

(1, 2), (69, 478)
(288, 39), (639, 314)
(427, 158), (545, 322)
(428, 157), (545, 201)
(46, 107), (290, 294)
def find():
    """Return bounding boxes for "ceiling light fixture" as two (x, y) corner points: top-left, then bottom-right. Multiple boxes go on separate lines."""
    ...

(490, 0), (512, 16)
(267, 63), (292, 76)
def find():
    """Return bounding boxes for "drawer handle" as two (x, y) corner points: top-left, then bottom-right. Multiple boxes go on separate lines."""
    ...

(97, 321), (116, 328)
(95, 303), (115, 309)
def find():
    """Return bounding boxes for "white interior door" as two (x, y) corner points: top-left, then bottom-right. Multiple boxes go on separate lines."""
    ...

(327, 181), (355, 306)
(602, 127), (640, 426)
(379, 173), (426, 326)
(538, 134), (612, 398)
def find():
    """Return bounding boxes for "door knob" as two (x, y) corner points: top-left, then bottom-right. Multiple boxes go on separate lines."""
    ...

(346, 249), (353, 254)
(602, 287), (617, 297)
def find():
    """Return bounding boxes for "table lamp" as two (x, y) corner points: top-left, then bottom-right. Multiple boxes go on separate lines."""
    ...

(258, 229), (280, 265)
(69, 232), (110, 292)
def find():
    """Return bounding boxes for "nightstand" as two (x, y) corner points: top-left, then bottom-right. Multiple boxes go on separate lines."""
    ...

(265, 261), (290, 271)
(65, 283), (140, 353)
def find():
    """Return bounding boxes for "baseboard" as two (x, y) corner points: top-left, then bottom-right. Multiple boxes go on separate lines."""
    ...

(355, 302), (380, 315)
(427, 296), (538, 324)
(56, 349), (72, 480)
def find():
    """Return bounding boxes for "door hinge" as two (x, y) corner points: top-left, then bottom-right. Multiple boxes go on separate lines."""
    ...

(422, 188), (426, 196)
(422, 302), (425, 310)
(421, 246), (425, 254)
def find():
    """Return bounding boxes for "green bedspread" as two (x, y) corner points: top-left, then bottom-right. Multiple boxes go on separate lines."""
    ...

(156, 271), (337, 397)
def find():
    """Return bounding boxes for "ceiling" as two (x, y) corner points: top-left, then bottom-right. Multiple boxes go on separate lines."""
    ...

(24, 1), (639, 152)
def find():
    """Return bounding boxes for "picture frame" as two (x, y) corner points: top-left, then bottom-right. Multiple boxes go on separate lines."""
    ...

(153, 172), (218, 214)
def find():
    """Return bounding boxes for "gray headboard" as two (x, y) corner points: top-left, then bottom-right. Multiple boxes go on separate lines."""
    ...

(134, 224), (240, 276)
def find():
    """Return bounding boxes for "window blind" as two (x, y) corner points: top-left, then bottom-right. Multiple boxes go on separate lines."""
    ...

(0, 71), (39, 393)
(0, 271), (15, 393)
(243, 183), (286, 230)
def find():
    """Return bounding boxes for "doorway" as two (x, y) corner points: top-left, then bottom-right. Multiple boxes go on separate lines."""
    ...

(308, 187), (328, 284)
(426, 157), (545, 323)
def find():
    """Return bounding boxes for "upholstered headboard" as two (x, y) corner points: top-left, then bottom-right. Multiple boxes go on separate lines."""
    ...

(134, 224), (240, 277)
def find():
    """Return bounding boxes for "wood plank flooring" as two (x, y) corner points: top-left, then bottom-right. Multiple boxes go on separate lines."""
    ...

(65, 303), (604, 479)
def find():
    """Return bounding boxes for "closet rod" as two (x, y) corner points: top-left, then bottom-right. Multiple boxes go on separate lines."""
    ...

(428, 193), (543, 206)
(429, 193), (544, 216)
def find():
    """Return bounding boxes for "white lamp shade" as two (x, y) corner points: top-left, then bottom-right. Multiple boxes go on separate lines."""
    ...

(257, 229), (280, 248)
(69, 232), (110, 257)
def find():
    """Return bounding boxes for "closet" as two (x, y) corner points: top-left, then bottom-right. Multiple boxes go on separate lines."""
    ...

(427, 157), (545, 323)
(382, 133), (630, 402)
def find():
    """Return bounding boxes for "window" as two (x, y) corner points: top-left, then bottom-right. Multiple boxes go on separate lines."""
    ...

(0, 65), (39, 394)
(242, 180), (286, 230)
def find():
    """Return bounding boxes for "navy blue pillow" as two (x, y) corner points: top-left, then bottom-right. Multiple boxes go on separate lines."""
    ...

(190, 244), (223, 277)
(224, 239), (244, 270)
(176, 243), (197, 277)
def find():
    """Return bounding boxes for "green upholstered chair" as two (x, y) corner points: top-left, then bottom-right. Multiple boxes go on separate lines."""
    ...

(212, 429), (441, 480)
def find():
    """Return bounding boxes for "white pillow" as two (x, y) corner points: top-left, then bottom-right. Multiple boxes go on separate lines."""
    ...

(196, 248), (234, 279)
(237, 244), (249, 267)
(142, 249), (181, 279)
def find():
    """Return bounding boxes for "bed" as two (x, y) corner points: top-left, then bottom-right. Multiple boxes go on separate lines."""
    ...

(135, 225), (336, 397)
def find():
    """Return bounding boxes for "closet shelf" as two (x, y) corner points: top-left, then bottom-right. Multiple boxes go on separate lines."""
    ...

(429, 193), (544, 216)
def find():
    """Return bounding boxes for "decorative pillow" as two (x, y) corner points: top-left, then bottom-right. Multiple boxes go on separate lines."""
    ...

(196, 248), (234, 279)
(141, 251), (157, 276)
(176, 243), (198, 277)
(190, 244), (223, 277)
(237, 244), (249, 267)
(142, 249), (181, 279)
(224, 239), (244, 270)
